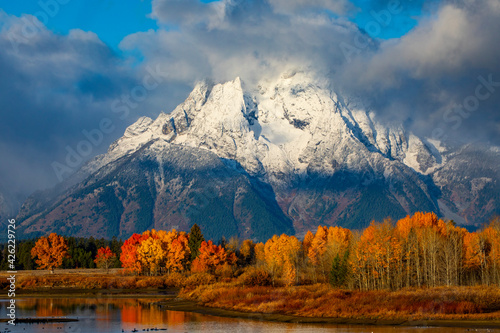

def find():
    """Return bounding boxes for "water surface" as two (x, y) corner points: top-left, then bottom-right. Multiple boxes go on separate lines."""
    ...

(1, 298), (498, 333)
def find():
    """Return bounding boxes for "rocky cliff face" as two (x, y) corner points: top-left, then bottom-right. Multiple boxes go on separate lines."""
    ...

(17, 71), (499, 240)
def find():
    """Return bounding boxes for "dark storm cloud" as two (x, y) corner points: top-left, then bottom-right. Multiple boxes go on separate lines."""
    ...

(0, 12), (188, 201)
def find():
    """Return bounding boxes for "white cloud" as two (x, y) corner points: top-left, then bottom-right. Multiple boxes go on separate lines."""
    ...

(123, 0), (361, 86)
(268, 0), (354, 15)
(348, 0), (500, 82)
(336, 0), (500, 142)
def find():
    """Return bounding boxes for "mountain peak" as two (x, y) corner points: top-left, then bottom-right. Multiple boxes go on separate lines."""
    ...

(17, 71), (499, 240)
(92, 72), (447, 180)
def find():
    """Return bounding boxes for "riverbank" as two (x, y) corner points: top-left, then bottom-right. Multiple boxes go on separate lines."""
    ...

(178, 283), (500, 328)
(155, 297), (500, 329)
(4, 270), (500, 328)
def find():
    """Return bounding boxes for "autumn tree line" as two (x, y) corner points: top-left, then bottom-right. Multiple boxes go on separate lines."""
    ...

(0, 236), (122, 271)
(5, 212), (500, 290)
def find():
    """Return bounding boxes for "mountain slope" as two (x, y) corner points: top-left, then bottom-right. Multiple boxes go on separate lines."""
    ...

(17, 71), (498, 240)
(433, 144), (500, 226)
(18, 141), (293, 241)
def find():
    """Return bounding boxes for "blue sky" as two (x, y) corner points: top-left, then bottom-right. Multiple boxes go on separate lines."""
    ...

(1, 0), (425, 50)
(350, 0), (426, 39)
(1, 0), (157, 50)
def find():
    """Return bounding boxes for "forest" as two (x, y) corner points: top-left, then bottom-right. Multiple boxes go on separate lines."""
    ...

(4, 212), (500, 290)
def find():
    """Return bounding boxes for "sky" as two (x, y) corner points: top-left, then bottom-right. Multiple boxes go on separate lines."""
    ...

(0, 0), (499, 208)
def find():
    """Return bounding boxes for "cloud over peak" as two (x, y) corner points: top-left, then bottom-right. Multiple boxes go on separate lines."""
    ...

(1, 0), (499, 205)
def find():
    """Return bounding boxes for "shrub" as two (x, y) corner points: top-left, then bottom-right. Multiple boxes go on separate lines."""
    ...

(198, 286), (225, 303)
(104, 278), (118, 289)
(164, 272), (186, 288)
(238, 267), (272, 286)
(298, 271), (315, 286)
(215, 263), (234, 279)
(135, 277), (165, 289)
(233, 268), (246, 278)
(18, 276), (39, 289)
(184, 273), (216, 287)
(117, 277), (138, 289)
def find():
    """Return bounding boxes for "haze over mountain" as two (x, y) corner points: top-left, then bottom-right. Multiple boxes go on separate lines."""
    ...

(16, 71), (500, 241)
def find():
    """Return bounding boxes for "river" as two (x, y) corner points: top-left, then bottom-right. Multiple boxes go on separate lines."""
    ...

(1, 298), (498, 333)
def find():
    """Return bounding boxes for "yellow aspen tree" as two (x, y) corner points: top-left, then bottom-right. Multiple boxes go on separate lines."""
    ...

(254, 242), (266, 267)
(137, 237), (165, 275)
(308, 226), (328, 281)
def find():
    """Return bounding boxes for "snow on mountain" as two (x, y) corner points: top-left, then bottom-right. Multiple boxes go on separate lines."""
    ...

(16, 70), (499, 239)
(88, 70), (443, 185)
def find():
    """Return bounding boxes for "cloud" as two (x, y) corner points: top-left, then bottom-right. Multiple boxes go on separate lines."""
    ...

(151, 0), (353, 26)
(337, 0), (500, 144)
(151, 0), (223, 26)
(268, 0), (354, 15)
(2, 0), (500, 208)
(125, 0), (500, 144)
(346, 3), (499, 84)
(0, 11), (189, 202)
(124, 0), (362, 86)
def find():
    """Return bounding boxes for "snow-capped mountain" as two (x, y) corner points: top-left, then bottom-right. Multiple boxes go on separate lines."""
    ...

(17, 71), (500, 240)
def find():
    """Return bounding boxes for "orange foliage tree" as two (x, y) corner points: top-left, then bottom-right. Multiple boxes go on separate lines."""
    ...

(191, 240), (237, 274)
(394, 212), (448, 288)
(353, 220), (400, 290)
(120, 229), (191, 275)
(302, 231), (314, 259)
(464, 220), (500, 285)
(31, 233), (69, 273)
(120, 233), (144, 274)
(254, 242), (265, 265)
(94, 246), (116, 273)
(137, 236), (165, 275)
(166, 233), (191, 273)
(239, 239), (256, 265)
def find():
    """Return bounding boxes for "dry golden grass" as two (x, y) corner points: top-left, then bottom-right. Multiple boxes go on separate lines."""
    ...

(0, 268), (124, 277)
(179, 283), (500, 321)
(0, 269), (183, 290)
(5, 269), (500, 321)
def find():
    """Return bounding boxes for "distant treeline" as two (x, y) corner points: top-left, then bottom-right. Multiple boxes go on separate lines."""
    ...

(4, 212), (500, 291)
(0, 237), (122, 270)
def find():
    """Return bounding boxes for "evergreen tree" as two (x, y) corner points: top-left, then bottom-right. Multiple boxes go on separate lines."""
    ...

(0, 244), (9, 270)
(18, 241), (36, 270)
(188, 224), (205, 261)
(329, 251), (349, 287)
(110, 237), (123, 268)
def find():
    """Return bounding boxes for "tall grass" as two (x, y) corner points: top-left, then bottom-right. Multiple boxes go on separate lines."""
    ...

(179, 283), (500, 320)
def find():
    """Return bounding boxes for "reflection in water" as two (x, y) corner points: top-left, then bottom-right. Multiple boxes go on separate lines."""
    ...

(0, 298), (498, 333)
